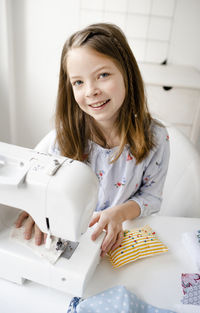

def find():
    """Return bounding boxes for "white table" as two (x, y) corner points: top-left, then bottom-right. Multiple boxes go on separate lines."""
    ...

(0, 216), (199, 313)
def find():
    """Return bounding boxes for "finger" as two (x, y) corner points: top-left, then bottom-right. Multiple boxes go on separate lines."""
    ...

(110, 231), (124, 251)
(24, 216), (35, 240)
(34, 225), (43, 246)
(101, 240), (115, 257)
(15, 211), (29, 228)
(89, 213), (100, 227)
(101, 250), (107, 258)
(91, 220), (107, 241)
(43, 233), (47, 244)
(101, 230), (116, 252)
(101, 222), (120, 251)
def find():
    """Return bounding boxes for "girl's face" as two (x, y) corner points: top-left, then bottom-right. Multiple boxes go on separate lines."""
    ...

(67, 46), (126, 130)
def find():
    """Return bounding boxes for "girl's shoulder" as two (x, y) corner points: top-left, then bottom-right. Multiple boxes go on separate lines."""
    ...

(151, 119), (169, 147)
(144, 120), (169, 166)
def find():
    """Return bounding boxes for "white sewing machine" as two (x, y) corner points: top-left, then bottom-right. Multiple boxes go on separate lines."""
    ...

(0, 141), (104, 296)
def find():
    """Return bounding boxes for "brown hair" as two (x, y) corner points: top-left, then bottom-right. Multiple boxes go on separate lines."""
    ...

(55, 23), (157, 163)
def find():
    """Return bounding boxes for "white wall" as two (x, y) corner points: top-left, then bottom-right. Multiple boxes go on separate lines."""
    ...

(4, 0), (81, 147)
(0, 0), (200, 148)
(169, 0), (200, 69)
(0, 0), (11, 142)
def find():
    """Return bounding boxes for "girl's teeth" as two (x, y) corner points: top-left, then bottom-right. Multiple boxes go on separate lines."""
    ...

(92, 100), (107, 108)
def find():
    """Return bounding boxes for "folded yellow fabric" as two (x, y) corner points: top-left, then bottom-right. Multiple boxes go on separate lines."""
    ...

(108, 225), (168, 268)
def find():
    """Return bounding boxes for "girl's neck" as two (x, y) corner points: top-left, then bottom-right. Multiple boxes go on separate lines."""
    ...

(94, 124), (121, 148)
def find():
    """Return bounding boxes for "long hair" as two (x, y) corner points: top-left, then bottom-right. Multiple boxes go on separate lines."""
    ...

(55, 23), (157, 163)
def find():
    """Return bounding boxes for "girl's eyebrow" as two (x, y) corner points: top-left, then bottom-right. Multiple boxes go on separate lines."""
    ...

(70, 65), (111, 79)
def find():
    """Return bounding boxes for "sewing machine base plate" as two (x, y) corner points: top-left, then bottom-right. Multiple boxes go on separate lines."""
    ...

(0, 205), (104, 296)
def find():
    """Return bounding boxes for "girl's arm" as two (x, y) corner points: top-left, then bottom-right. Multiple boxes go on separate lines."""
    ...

(130, 127), (170, 217)
(90, 126), (170, 256)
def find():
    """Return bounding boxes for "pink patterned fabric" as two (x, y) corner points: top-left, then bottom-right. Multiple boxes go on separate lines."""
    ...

(181, 273), (200, 305)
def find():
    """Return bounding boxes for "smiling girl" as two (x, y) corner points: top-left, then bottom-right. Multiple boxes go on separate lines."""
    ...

(16, 23), (170, 257)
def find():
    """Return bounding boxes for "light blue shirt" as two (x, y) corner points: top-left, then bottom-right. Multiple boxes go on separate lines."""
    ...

(44, 122), (170, 217)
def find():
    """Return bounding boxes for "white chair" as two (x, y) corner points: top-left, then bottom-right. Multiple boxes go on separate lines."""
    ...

(160, 124), (200, 217)
(36, 126), (200, 218)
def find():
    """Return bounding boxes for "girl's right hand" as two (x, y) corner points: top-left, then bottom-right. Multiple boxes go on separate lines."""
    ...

(15, 211), (47, 245)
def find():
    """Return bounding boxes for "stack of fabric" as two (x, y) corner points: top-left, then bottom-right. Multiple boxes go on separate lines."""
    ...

(181, 273), (200, 305)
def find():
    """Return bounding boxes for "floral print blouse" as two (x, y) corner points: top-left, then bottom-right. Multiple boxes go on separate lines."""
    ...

(39, 122), (170, 217)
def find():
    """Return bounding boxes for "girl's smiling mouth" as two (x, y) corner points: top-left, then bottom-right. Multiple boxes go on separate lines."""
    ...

(88, 99), (110, 109)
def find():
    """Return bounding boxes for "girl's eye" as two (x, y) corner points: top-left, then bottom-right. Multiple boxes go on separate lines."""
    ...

(72, 80), (83, 86)
(99, 72), (110, 79)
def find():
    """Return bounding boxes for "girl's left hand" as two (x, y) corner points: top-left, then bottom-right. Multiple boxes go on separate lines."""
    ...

(89, 206), (124, 257)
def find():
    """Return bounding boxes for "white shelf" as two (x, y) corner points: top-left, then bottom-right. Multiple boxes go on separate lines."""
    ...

(139, 63), (200, 146)
(139, 63), (200, 89)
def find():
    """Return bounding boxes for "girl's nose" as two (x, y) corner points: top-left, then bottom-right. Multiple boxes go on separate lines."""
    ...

(85, 83), (101, 98)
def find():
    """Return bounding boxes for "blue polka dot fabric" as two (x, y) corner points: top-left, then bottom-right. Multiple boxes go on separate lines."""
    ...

(67, 285), (176, 313)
